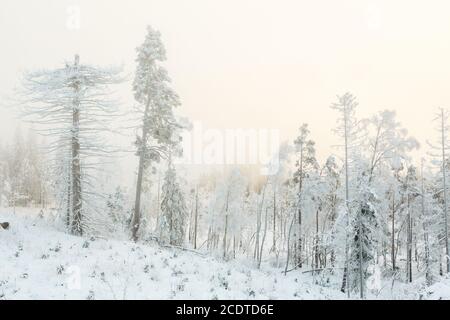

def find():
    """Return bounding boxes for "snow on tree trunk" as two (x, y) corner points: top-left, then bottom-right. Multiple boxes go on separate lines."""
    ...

(20, 54), (122, 236)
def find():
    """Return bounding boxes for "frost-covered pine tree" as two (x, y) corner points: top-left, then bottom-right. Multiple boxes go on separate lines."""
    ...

(158, 158), (187, 246)
(20, 55), (122, 236)
(131, 26), (182, 241)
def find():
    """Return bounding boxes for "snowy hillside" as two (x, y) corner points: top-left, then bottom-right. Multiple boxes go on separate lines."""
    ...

(1, 208), (449, 300)
(0, 209), (341, 300)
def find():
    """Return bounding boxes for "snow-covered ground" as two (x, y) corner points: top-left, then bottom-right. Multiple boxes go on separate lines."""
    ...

(1, 208), (449, 300)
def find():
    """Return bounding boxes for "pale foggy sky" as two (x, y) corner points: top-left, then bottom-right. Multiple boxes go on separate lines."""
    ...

(1, 0), (450, 162)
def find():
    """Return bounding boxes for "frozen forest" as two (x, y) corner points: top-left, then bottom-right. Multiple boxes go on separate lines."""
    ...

(2, 2), (450, 301)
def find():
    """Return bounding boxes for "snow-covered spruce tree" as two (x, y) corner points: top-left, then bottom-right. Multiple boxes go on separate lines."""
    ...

(292, 123), (318, 269)
(20, 54), (122, 236)
(347, 168), (377, 296)
(131, 26), (182, 241)
(427, 108), (450, 274)
(158, 158), (187, 246)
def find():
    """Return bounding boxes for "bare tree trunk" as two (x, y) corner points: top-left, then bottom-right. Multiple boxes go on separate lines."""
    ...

(223, 214), (228, 259)
(255, 202), (260, 261)
(255, 183), (267, 262)
(258, 207), (269, 269)
(207, 225), (212, 251)
(284, 216), (295, 275)
(223, 190), (230, 259)
(188, 196), (194, 243)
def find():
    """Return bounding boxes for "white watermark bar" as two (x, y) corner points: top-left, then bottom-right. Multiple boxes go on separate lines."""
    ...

(175, 121), (280, 176)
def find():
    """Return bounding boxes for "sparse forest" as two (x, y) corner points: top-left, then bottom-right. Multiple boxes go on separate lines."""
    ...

(1, 24), (450, 301)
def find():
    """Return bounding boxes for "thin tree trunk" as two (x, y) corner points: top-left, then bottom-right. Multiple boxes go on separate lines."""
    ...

(223, 214), (228, 259)
(255, 183), (267, 262)
(155, 174), (161, 235)
(131, 93), (152, 242)
(71, 55), (82, 236)
(258, 207), (269, 269)
(272, 190), (276, 252)
(297, 149), (303, 269)
(421, 160), (432, 285)
(441, 109), (450, 273)
(315, 209), (320, 270)
(223, 190), (230, 259)
(284, 216), (295, 275)
(391, 193), (396, 271)
(66, 166), (71, 230)
(406, 194), (413, 283)
(358, 206), (364, 299)
(341, 106), (350, 297)
(194, 187), (199, 249)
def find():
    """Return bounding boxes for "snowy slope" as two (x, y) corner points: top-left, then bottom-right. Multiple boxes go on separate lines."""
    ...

(1, 208), (449, 300)
(0, 209), (344, 300)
